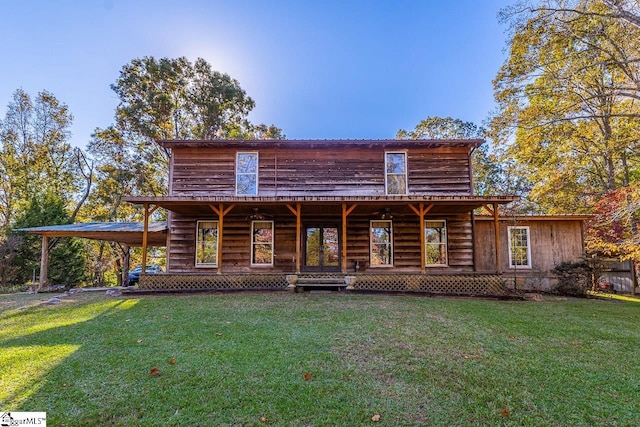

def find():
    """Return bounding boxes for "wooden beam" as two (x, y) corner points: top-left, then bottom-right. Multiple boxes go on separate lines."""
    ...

(286, 203), (302, 273)
(142, 203), (150, 277)
(341, 203), (357, 273)
(38, 235), (49, 292)
(483, 204), (494, 216)
(419, 203), (426, 272)
(493, 202), (502, 273)
(218, 203), (225, 274)
(207, 204), (235, 273)
(408, 203), (434, 272)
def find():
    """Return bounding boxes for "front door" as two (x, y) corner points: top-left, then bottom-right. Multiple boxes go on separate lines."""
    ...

(304, 225), (340, 271)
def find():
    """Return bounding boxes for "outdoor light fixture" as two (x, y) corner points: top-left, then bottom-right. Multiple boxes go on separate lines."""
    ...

(245, 207), (269, 221)
(379, 208), (393, 220)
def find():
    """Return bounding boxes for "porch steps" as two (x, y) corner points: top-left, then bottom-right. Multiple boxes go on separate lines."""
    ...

(295, 276), (347, 292)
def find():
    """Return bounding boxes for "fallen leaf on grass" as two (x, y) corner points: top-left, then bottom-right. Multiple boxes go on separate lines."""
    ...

(137, 339), (142, 344)
(303, 372), (312, 381)
(371, 413), (381, 422)
(508, 335), (515, 339)
(163, 315), (170, 319)
(216, 333), (223, 336)
(169, 357), (176, 364)
(501, 408), (511, 416)
(260, 416), (267, 422)
(149, 367), (160, 376)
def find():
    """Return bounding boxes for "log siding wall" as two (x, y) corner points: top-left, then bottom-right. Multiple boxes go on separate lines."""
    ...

(170, 146), (473, 197)
(167, 209), (474, 273)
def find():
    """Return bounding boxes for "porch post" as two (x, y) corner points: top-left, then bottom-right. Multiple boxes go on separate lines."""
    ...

(408, 203), (434, 273)
(493, 202), (502, 273)
(285, 203), (302, 273)
(218, 203), (224, 274)
(209, 204), (235, 274)
(38, 235), (49, 292)
(341, 203), (357, 273)
(142, 203), (150, 274)
(419, 203), (425, 272)
(295, 203), (301, 273)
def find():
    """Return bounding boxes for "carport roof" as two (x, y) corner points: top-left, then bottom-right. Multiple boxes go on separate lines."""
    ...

(14, 222), (167, 247)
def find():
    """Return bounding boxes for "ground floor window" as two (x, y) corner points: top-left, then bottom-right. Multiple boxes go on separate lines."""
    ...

(196, 220), (218, 267)
(252, 220), (274, 265)
(508, 226), (531, 268)
(425, 220), (447, 266)
(370, 220), (393, 266)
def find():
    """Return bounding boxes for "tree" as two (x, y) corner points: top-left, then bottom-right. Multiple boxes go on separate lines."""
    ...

(0, 89), (92, 231)
(83, 57), (285, 284)
(13, 192), (86, 287)
(491, 0), (640, 213)
(397, 116), (523, 201)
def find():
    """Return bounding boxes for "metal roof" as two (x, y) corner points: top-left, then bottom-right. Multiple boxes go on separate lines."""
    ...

(157, 138), (485, 150)
(14, 222), (168, 246)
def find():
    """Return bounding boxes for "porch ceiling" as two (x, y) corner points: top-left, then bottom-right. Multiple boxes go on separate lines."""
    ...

(124, 195), (518, 215)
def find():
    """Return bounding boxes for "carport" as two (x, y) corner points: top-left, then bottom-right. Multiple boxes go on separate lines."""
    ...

(14, 222), (167, 290)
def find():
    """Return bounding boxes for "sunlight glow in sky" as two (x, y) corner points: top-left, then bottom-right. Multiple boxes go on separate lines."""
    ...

(0, 0), (513, 147)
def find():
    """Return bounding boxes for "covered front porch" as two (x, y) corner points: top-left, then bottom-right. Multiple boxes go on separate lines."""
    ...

(126, 195), (515, 295)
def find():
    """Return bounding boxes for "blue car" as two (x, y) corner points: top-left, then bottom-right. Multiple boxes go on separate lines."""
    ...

(127, 265), (163, 285)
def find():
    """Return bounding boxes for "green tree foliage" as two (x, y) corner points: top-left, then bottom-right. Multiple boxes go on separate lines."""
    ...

(0, 89), (91, 288)
(13, 193), (86, 287)
(396, 116), (525, 202)
(491, 0), (640, 213)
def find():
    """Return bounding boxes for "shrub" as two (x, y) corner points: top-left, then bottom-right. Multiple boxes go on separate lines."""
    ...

(552, 261), (593, 297)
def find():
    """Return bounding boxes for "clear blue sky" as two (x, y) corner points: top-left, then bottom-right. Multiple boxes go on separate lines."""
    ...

(0, 0), (512, 147)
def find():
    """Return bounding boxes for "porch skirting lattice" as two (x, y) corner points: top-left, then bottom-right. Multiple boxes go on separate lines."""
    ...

(139, 273), (289, 291)
(139, 272), (507, 296)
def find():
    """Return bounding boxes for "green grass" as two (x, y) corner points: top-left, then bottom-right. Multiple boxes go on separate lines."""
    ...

(1, 291), (639, 426)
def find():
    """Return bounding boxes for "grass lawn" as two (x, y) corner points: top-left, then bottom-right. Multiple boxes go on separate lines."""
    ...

(1, 291), (639, 426)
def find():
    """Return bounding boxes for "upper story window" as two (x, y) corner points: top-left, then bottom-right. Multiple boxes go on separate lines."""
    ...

(236, 152), (258, 195)
(385, 152), (407, 195)
(196, 220), (218, 267)
(508, 226), (531, 268)
(425, 220), (448, 266)
(370, 220), (393, 266)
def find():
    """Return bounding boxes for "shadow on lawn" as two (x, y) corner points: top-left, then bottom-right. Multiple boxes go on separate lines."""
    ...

(0, 297), (137, 411)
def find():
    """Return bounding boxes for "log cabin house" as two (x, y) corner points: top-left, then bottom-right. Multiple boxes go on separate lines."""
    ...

(18, 138), (589, 294)
(117, 138), (584, 295)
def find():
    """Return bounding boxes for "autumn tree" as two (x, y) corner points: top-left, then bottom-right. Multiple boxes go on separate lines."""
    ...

(492, 1), (640, 213)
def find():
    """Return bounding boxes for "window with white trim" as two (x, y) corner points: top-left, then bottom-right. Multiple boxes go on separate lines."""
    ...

(236, 152), (258, 195)
(251, 220), (274, 266)
(196, 220), (218, 267)
(385, 152), (407, 195)
(425, 220), (448, 266)
(508, 226), (531, 268)
(370, 220), (393, 266)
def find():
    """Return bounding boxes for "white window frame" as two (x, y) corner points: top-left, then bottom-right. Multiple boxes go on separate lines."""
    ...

(384, 151), (408, 195)
(236, 152), (259, 196)
(195, 220), (219, 267)
(507, 226), (532, 269)
(251, 220), (274, 266)
(370, 219), (393, 267)
(425, 219), (448, 267)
